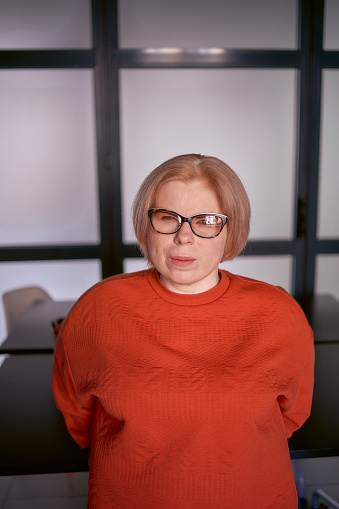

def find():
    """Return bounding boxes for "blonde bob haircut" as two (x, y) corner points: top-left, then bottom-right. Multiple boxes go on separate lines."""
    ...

(132, 154), (251, 263)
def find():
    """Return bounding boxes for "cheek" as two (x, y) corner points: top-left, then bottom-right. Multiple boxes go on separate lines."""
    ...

(147, 231), (165, 264)
(146, 236), (155, 264)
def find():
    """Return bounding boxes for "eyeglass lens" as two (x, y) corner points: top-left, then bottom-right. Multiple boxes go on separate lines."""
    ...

(150, 209), (224, 238)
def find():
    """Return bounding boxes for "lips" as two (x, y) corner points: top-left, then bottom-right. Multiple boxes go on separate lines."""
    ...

(169, 256), (196, 267)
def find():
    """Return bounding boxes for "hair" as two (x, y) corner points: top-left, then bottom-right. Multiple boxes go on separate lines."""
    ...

(132, 153), (251, 263)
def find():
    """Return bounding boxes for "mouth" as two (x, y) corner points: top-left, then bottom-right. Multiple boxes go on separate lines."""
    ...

(169, 256), (196, 267)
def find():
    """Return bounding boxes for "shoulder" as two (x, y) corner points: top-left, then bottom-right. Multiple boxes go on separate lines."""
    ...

(225, 270), (294, 301)
(223, 271), (313, 350)
(83, 269), (149, 297)
(224, 270), (311, 325)
(87, 269), (149, 295)
(66, 270), (151, 320)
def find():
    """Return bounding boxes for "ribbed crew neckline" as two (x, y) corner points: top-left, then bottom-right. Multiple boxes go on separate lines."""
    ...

(146, 268), (231, 305)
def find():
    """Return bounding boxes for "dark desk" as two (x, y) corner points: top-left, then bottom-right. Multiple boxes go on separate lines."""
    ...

(297, 294), (339, 343)
(0, 342), (338, 476)
(0, 300), (73, 354)
(289, 343), (339, 458)
(0, 355), (89, 476)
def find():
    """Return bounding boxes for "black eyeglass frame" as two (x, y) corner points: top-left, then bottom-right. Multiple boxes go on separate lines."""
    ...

(148, 208), (228, 239)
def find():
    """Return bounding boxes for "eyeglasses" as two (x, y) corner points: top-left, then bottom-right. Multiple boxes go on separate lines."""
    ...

(148, 208), (228, 239)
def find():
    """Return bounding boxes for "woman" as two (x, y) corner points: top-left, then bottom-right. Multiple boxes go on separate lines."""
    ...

(53, 153), (314, 508)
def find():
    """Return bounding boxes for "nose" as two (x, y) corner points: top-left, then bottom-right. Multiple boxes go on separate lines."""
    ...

(174, 221), (194, 244)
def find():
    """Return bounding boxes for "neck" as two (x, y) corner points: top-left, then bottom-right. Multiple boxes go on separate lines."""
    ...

(159, 271), (220, 294)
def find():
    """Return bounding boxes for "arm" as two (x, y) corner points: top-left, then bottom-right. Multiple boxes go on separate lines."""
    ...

(52, 336), (96, 449)
(278, 341), (315, 438)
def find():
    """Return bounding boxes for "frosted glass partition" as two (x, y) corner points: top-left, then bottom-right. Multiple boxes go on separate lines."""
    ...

(123, 258), (149, 274)
(315, 255), (339, 301)
(220, 256), (293, 293)
(124, 256), (293, 293)
(0, 70), (100, 246)
(119, 0), (297, 49)
(0, 259), (102, 344)
(120, 69), (297, 243)
(324, 0), (339, 50)
(318, 71), (339, 238)
(0, 0), (91, 49)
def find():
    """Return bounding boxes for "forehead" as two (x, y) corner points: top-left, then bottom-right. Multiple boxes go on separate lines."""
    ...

(154, 179), (221, 214)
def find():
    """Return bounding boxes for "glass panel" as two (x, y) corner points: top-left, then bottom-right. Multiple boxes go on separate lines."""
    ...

(124, 258), (149, 274)
(324, 0), (339, 50)
(220, 255), (293, 292)
(120, 69), (297, 243)
(0, 70), (100, 246)
(0, 259), (102, 343)
(318, 71), (339, 238)
(0, 0), (92, 49)
(315, 255), (339, 301)
(119, 0), (297, 49)
(124, 255), (293, 293)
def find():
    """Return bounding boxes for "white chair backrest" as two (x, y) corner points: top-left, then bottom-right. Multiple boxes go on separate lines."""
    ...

(2, 286), (52, 334)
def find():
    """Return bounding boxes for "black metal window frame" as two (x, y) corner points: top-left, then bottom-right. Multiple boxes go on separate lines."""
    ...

(0, 0), (338, 303)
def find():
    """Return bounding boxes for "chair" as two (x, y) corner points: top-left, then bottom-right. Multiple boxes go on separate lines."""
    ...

(294, 461), (339, 509)
(311, 489), (339, 509)
(2, 286), (52, 334)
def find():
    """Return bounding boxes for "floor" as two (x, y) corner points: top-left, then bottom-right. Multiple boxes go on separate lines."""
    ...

(1, 461), (339, 508)
(0, 472), (89, 509)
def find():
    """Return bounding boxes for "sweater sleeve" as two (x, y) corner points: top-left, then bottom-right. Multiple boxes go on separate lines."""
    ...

(278, 339), (315, 438)
(52, 335), (96, 449)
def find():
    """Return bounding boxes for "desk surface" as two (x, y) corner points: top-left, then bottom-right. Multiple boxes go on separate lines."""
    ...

(297, 294), (339, 343)
(0, 294), (339, 356)
(0, 354), (89, 476)
(0, 345), (338, 475)
(0, 300), (73, 354)
(288, 342), (339, 459)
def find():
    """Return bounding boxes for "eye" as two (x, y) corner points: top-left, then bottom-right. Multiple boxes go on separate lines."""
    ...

(160, 212), (178, 222)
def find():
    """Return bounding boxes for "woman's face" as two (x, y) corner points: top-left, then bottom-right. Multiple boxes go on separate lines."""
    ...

(147, 179), (227, 294)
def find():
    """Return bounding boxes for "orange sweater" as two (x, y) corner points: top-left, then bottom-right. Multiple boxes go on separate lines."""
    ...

(52, 269), (314, 509)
